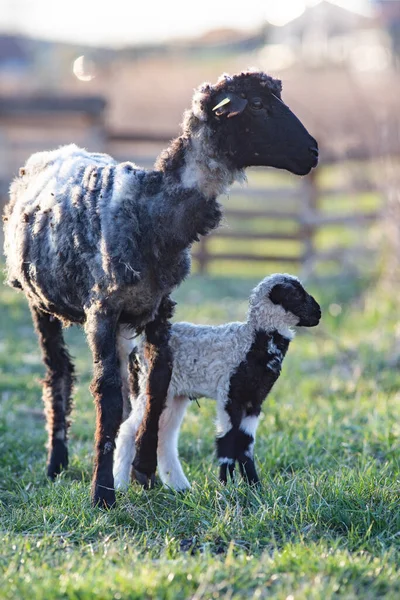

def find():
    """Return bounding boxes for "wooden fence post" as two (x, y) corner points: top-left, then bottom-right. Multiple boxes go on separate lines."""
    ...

(300, 170), (318, 276)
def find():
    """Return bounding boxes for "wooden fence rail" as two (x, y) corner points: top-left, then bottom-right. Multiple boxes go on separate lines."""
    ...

(190, 173), (383, 273)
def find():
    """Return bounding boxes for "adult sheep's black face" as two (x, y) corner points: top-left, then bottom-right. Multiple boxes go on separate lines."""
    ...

(269, 277), (321, 327)
(199, 71), (318, 176)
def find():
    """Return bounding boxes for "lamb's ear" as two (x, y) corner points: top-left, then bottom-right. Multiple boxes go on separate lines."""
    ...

(269, 284), (288, 307)
(212, 93), (248, 118)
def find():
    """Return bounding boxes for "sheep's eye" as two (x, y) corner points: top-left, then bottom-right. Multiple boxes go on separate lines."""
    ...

(250, 98), (263, 110)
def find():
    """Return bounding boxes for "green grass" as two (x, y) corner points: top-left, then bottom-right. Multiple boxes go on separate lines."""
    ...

(1, 269), (400, 599)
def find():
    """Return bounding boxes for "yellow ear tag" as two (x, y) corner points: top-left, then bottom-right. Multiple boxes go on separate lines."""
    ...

(212, 97), (231, 112)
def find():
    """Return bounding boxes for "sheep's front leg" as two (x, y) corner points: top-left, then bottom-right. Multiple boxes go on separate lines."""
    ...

(157, 395), (191, 490)
(31, 306), (75, 480)
(236, 414), (260, 485)
(85, 306), (123, 508)
(133, 297), (174, 488)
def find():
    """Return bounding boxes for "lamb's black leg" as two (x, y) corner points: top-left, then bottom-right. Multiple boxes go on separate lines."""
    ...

(85, 306), (123, 508)
(31, 306), (75, 479)
(216, 429), (236, 484)
(133, 297), (174, 488)
(236, 416), (260, 486)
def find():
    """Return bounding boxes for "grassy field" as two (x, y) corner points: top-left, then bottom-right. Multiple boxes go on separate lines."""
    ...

(1, 265), (399, 599)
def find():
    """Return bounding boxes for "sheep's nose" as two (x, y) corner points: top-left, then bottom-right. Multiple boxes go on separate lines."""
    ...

(308, 145), (319, 168)
(309, 143), (319, 160)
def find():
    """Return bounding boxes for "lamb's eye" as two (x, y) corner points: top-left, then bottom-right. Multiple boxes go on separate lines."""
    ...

(250, 98), (263, 110)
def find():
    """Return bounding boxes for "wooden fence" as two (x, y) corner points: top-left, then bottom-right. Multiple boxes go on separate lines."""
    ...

(190, 173), (381, 274)
(0, 95), (384, 274)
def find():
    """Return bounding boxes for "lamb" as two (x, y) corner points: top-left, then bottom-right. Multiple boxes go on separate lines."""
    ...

(114, 274), (321, 491)
(3, 70), (318, 508)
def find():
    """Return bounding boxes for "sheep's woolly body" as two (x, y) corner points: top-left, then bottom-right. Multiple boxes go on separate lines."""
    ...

(4, 142), (227, 328)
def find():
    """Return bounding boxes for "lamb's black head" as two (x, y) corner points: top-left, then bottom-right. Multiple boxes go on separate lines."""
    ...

(192, 70), (318, 176)
(269, 275), (321, 327)
(248, 273), (321, 330)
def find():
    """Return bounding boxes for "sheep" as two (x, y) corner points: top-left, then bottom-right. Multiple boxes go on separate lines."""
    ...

(113, 274), (321, 491)
(3, 70), (318, 508)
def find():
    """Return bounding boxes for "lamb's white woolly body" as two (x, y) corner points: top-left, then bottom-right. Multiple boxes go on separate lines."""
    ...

(168, 322), (254, 401)
(113, 274), (308, 492)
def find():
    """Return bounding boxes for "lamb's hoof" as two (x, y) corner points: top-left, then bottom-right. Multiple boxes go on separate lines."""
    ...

(91, 484), (116, 509)
(113, 474), (130, 492)
(132, 468), (156, 490)
(47, 441), (68, 480)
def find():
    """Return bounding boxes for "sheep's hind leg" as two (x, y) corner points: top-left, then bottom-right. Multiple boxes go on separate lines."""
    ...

(85, 305), (123, 508)
(31, 306), (75, 480)
(133, 297), (174, 488)
(236, 414), (260, 485)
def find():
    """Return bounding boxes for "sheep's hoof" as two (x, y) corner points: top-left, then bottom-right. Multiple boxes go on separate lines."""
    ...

(132, 468), (156, 490)
(47, 440), (68, 480)
(91, 484), (117, 509)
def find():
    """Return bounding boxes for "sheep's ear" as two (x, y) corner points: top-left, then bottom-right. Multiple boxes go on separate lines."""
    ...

(212, 93), (248, 118)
